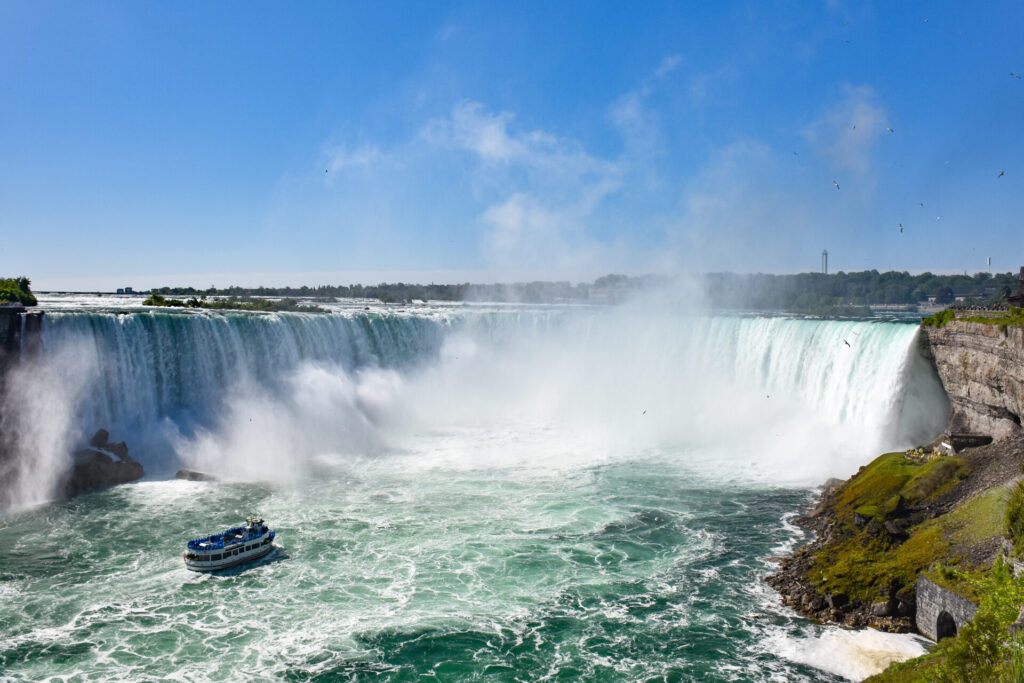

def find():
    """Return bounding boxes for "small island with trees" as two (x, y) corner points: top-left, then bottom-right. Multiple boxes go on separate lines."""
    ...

(0, 277), (37, 306)
(142, 293), (327, 313)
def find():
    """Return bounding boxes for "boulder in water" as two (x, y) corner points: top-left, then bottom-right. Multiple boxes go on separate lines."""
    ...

(61, 430), (144, 497)
(89, 428), (110, 448)
(175, 469), (217, 482)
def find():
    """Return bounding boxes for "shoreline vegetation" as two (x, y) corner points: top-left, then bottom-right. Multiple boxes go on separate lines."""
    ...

(766, 310), (1024, 681)
(923, 307), (1024, 329)
(142, 293), (327, 313)
(771, 435), (1024, 682)
(133, 270), (1019, 311)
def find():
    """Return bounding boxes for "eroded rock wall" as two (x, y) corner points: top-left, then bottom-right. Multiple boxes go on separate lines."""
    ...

(920, 321), (1024, 440)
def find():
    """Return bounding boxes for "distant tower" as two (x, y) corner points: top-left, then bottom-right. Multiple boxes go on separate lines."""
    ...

(821, 249), (829, 275)
(988, 257), (991, 274)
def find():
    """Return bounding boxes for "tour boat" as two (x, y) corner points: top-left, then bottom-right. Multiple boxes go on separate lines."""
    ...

(184, 516), (275, 572)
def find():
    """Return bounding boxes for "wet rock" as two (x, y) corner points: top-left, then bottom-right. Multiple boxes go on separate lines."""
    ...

(802, 593), (826, 612)
(89, 428), (110, 448)
(175, 469), (217, 482)
(845, 613), (867, 627)
(61, 430), (143, 497)
(827, 592), (849, 610)
(62, 448), (143, 496)
(872, 600), (894, 617)
(108, 441), (130, 460)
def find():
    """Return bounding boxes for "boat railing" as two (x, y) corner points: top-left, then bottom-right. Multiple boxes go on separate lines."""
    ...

(187, 526), (269, 550)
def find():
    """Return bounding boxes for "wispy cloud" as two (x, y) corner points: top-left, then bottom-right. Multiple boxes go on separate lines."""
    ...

(609, 54), (682, 157)
(325, 143), (383, 171)
(668, 140), (818, 270)
(802, 84), (888, 175)
(422, 101), (536, 162)
(423, 100), (623, 271)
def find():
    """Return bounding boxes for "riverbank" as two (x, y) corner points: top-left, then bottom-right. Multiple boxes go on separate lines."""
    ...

(767, 317), (1024, 679)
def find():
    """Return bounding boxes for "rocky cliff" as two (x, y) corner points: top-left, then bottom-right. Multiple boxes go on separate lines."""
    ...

(919, 320), (1024, 441)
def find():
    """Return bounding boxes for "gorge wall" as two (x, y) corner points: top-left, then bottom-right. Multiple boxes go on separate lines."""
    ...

(919, 320), (1024, 441)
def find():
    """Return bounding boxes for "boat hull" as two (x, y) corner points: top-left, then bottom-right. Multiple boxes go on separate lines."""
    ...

(184, 542), (275, 572)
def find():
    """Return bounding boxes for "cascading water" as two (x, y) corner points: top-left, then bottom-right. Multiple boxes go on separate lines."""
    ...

(0, 298), (946, 681)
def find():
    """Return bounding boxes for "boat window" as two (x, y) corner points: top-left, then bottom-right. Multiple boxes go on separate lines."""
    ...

(211, 554), (222, 560)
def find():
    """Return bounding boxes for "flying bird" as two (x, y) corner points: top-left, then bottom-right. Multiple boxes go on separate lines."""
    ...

(886, 126), (895, 133)
(833, 180), (840, 190)
(642, 409), (647, 415)
(899, 223), (904, 233)
(1012, 73), (1022, 79)
(843, 339), (851, 347)
(325, 169), (329, 173)
(999, 170), (1005, 178)
(936, 216), (942, 221)
(919, 202), (924, 206)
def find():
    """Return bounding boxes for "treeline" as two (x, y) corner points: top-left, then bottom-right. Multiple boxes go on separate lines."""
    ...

(0, 277), (37, 306)
(147, 270), (1019, 309)
(147, 274), (668, 304)
(705, 270), (1020, 311)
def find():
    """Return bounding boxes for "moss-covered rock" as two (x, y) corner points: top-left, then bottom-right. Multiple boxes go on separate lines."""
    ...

(809, 451), (998, 606)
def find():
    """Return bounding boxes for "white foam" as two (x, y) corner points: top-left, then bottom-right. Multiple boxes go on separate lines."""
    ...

(766, 626), (930, 681)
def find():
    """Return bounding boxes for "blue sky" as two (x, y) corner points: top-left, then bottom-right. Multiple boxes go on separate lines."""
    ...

(2, 1), (1022, 290)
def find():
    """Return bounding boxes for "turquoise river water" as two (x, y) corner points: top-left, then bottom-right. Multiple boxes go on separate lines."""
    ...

(0, 297), (944, 681)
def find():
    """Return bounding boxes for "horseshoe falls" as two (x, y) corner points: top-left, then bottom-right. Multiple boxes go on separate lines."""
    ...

(0, 298), (945, 681)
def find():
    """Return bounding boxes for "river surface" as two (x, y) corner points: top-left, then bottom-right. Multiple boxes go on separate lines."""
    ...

(0, 296), (939, 680)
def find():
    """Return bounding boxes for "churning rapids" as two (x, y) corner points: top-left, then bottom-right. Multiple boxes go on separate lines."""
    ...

(0, 295), (945, 681)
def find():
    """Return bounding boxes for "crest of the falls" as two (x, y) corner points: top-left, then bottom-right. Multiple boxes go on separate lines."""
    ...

(2, 304), (948, 504)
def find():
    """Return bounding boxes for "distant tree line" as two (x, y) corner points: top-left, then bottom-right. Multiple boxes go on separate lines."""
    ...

(704, 270), (1020, 311)
(146, 270), (1020, 311)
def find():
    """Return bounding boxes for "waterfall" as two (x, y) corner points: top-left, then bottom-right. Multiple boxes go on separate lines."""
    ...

(0, 306), (949, 504)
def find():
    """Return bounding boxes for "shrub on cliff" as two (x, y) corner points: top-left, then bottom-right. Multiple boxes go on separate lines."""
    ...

(0, 276), (37, 306)
(922, 309), (956, 327)
(1005, 481), (1024, 554)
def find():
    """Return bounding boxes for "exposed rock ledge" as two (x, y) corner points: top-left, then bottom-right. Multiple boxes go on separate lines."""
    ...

(919, 320), (1024, 440)
(59, 428), (144, 497)
(175, 469), (217, 482)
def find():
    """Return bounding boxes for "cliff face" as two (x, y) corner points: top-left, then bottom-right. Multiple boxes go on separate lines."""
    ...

(920, 321), (1024, 441)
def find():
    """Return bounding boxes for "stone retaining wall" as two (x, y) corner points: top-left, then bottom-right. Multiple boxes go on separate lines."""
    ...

(916, 575), (978, 641)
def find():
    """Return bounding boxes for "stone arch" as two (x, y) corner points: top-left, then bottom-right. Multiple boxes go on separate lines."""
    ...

(936, 610), (957, 640)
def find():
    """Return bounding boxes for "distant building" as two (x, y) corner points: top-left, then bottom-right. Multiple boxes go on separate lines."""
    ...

(1008, 267), (1024, 307)
(124, 287), (134, 294)
(116, 288), (124, 294)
